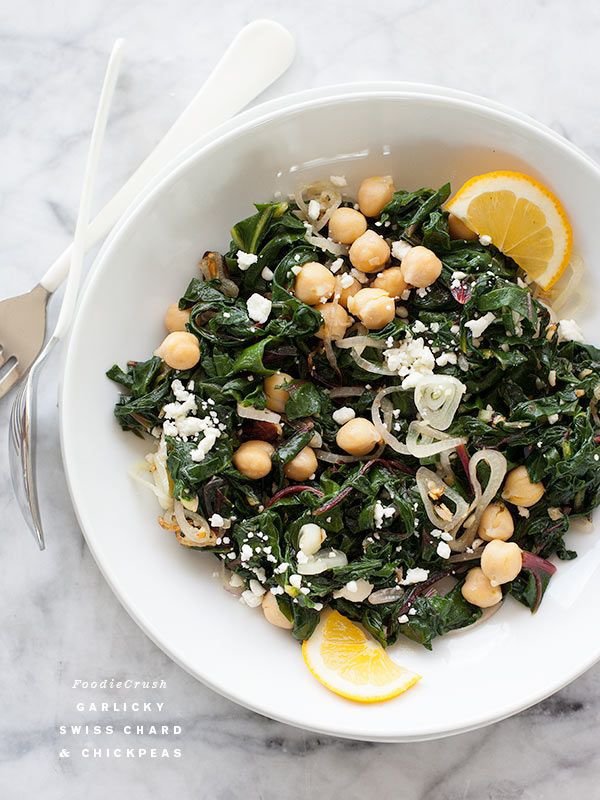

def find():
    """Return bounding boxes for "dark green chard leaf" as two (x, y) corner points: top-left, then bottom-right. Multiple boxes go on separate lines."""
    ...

(402, 582), (482, 649)
(108, 179), (600, 651)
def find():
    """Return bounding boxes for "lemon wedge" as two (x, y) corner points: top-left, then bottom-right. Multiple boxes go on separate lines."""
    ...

(302, 610), (421, 703)
(446, 170), (572, 290)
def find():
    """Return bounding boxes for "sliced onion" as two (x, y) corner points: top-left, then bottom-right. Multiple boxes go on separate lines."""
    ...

(199, 251), (239, 298)
(328, 386), (365, 399)
(220, 563), (245, 596)
(450, 449), (507, 552)
(322, 336), (339, 374)
(236, 403), (281, 425)
(414, 375), (467, 431)
(350, 350), (396, 376)
(406, 421), (466, 457)
(296, 548), (348, 575)
(335, 336), (387, 352)
(173, 500), (216, 548)
(294, 180), (342, 232)
(305, 229), (347, 256)
(315, 449), (362, 464)
(416, 467), (470, 531)
(129, 460), (172, 511)
(438, 450), (457, 485)
(371, 385), (411, 455)
(368, 586), (405, 605)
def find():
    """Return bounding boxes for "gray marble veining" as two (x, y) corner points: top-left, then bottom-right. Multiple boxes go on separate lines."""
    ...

(2, 0), (600, 797)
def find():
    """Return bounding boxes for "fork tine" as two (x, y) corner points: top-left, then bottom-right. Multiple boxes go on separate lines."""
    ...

(0, 360), (21, 399)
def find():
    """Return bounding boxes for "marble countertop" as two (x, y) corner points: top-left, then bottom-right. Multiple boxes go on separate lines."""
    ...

(3, 0), (600, 796)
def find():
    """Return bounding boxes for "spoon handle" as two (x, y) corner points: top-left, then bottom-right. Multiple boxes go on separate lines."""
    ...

(40, 20), (295, 294)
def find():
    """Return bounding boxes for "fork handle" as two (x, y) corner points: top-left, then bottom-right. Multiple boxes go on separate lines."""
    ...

(39, 19), (295, 295)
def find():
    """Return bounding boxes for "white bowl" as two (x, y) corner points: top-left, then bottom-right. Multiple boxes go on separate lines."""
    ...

(61, 88), (600, 742)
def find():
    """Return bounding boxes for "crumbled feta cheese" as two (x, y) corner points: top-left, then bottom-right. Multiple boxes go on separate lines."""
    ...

(338, 272), (354, 289)
(412, 319), (427, 334)
(329, 258), (344, 274)
(162, 420), (178, 437)
(289, 574), (302, 589)
(229, 573), (244, 588)
(398, 614), (409, 624)
(350, 268), (369, 284)
(436, 541), (451, 559)
(209, 513), (225, 528)
(548, 369), (557, 387)
(261, 266), (274, 281)
(374, 499), (395, 529)
(479, 234), (492, 246)
(189, 428), (221, 462)
(291, 265), (303, 276)
(435, 352), (458, 367)
(240, 544), (253, 561)
(329, 175), (347, 187)
(430, 322), (440, 334)
(548, 413), (559, 424)
(307, 199), (321, 220)
(401, 567), (430, 585)
(332, 406), (356, 425)
(391, 240), (413, 260)
(384, 338), (435, 388)
(557, 319), (585, 343)
(246, 293), (272, 324)
(236, 250), (258, 271)
(517, 506), (530, 518)
(465, 312), (496, 339)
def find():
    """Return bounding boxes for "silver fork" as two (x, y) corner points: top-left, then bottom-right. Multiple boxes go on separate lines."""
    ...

(9, 40), (125, 550)
(0, 19), (295, 401)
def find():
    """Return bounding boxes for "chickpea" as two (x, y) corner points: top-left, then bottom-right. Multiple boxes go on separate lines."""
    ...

(261, 591), (293, 629)
(371, 267), (410, 298)
(502, 465), (545, 507)
(314, 302), (352, 340)
(155, 331), (200, 371)
(448, 213), (478, 241)
(284, 446), (318, 481)
(357, 175), (395, 217)
(400, 245), (442, 288)
(347, 287), (395, 330)
(336, 417), (382, 456)
(349, 230), (391, 273)
(480, 540), (523, 587)
(334, 274), (361, 308)
(164, 303), (190, 332)
(294, 261), (335, 305)
(232, 440), (274, 480)
(461, 567), (502, 609)
(478, 502), (515, 542)
(328, 207), (368, 244)
(263, 372), (293, 414)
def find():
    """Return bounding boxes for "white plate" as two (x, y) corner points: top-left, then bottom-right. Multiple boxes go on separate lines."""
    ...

(61, 87), (600, 742)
